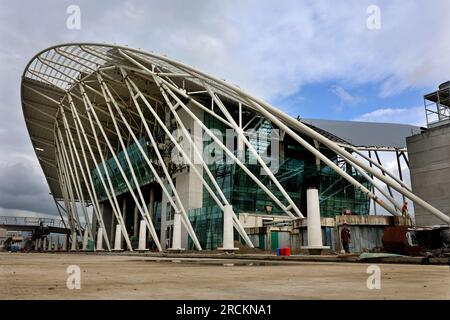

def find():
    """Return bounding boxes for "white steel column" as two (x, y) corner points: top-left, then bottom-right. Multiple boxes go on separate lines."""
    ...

(84, 78), (162, 251)
(114, 224), (123, 251)
(75, 90), (133, 251)
(55, 132), (83, 239)
(219, 205), (237, 251)
(96, 227), (104, 251)
(171, 212), (183, 250)
(304, 188), (329, 250)
(82, 228), (89, 251)
(62, 96), (112, 250)
(62, 234), (68, 251)
(71, 231), (78, 251)
(58, 113), (94, 241)
(57, 125), (93, 239)
(137, 220), (148, 251)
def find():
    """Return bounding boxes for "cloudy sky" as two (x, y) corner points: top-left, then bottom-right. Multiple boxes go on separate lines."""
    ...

(0, 0), (449, 218)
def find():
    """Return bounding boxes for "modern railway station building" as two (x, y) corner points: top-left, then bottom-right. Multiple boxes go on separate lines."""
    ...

(21, 44), (450, 252)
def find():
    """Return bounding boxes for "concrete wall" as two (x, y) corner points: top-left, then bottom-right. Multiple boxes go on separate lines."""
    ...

(407, 123), (450, 226)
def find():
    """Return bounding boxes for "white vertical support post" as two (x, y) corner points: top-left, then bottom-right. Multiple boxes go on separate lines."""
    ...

(71, 231), (78, 251)
(36, 238), (41, 251)
(137, 220), (148, 252)
(82, 228), (89, 251)
(219, 205), (237, 251)
(302, 188), (329, 254)
(48, 237), (53, 251)
(96, 227), (104, 251)
(170, 213), (183, 251)
(62, 234), (68, 251)
(34, 239), (39, 251)
(43, 238), (47, 251)
(113, 224), (123, 251)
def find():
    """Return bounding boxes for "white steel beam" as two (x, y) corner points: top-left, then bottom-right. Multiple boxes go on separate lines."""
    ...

(61, 100), (112, 250)
(74, 91), (133, 251)
(94, 75), (163, 251)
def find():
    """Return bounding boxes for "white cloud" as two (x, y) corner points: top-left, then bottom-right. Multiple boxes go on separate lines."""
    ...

(353, 107), (426, 126)
(331, 85), (363, 105)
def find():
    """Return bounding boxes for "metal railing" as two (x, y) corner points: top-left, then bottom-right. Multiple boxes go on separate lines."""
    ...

(0, 216), (67, 228)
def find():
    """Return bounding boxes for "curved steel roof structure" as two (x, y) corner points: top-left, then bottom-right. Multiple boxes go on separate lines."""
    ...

(21, 43), (450, 251)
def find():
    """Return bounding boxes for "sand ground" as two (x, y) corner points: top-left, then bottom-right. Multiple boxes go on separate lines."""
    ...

(0, 252), (449, 299)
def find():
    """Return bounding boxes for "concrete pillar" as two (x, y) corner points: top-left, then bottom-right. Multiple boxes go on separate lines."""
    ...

(96, 227), (104, 251)
(71, 231), (77, 251)
(133, 204), (139, 238)
(34, 239), (39, 251)
(62, 234), (68, 251)
(302, 188), (330, 254)
(113, 224), (123, 251)
(137, 220), (148, 251)
(171, 213), (183, 250)
(48, 237), (53, 251)
(219, 205), (237, 251)
(42, 237), (47, 251)
(307, 189), (322, 247)
(82, 228), (89, 251)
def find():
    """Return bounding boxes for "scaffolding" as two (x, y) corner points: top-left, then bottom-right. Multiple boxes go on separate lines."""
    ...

(425, 81), (450, 128)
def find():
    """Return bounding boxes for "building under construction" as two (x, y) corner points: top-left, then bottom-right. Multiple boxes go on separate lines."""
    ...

(21, 43), (450, 253)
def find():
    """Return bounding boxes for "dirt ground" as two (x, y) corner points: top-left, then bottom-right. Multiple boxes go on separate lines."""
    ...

(0, 253), (449, 299)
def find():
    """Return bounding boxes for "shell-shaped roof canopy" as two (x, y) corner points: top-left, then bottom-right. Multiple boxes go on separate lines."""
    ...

(21, 43), (288, 200)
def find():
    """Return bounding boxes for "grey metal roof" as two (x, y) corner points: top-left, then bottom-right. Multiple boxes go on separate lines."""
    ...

(300, 118), (422, 149)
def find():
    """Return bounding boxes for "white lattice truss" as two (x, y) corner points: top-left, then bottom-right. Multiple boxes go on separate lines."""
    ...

(21, 43), (450, 251)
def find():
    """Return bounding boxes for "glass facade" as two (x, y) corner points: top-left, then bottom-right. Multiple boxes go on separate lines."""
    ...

(190, 107), (370, 250)
(90, 106), (370, 251)
(91, 138), (155, 202)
